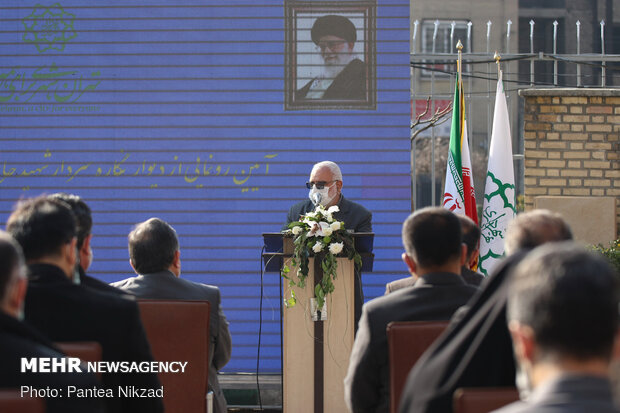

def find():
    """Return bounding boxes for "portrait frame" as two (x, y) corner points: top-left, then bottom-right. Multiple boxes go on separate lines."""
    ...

(284, 1), (377, 111)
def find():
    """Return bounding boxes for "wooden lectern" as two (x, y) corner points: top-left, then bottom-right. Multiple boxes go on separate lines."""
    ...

(263, 233), (374, 413)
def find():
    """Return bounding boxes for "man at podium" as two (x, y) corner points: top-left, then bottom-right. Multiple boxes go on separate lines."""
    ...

(286, 161), (372, 232)
(286, 161), (372, 330)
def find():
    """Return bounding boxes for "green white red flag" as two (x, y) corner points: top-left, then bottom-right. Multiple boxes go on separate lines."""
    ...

(478, 71), (516, 276)
(443, 72), (478, 226)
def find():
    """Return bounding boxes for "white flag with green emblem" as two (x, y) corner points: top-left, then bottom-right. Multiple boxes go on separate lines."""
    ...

(479, 71), (516, 276)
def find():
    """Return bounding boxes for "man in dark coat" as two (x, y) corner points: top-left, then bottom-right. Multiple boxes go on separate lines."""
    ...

(0, 231), (105, 413)
(286, 161), (372, 329)
(6, 196), (163, 413)
(111, 217), (232, 413)
(344, 207), (478, 413)
(296, 14), (366, 101)
(398, 209), (573, 413)
(48, 193), (127, 297)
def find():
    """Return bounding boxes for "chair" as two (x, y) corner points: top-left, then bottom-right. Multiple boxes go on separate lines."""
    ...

(387, 321), (448, 413)
(138, 299), (211, 413)
(55, 341), (102, 363)
(453, 387), (519, 413)
(0, 389), (45, 413)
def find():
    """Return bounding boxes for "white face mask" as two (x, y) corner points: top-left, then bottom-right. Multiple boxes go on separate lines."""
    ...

(308, 182), (336, 207)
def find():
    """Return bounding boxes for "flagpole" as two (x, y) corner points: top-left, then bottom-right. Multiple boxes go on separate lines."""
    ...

(456, 40), (463, 86)
(494, 51), (501, 78)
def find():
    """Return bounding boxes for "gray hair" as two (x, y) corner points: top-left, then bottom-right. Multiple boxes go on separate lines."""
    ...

(504, 209), (572, 256)
(311, 161), (342, 181)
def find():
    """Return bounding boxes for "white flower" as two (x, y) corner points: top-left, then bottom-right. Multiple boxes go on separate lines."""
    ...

(291, 226), (302, 236)
(330, 221), (342, 232)
(329, 242), (344, 255)
(322, 227), (333, 237)
(312, 242), (324, 253)
(325, 213), (334, 223)
(307, 222), (320, 237)
(305, 211), (318, 219)
(327, 205), (340, 214)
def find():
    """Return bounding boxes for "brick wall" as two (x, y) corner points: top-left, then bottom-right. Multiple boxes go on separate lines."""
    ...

(519, 89), (620, 237)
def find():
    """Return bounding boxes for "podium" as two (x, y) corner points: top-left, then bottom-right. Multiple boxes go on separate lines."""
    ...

(263, 233), (374, 413)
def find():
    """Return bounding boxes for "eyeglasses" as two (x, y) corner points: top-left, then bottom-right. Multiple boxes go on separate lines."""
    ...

(316, 40), (346, 51)
(306, 180), (335, 190)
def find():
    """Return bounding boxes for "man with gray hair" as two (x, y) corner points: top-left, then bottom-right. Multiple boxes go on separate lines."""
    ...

(112, 217), (232, 413)
(399, 209), (573, 413)
(286, 160), (372, 232)
(286, 160), (373, 328)
(492, 242), (619, 412)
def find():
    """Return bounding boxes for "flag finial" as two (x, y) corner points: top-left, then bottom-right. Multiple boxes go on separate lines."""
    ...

(494, 51), (501, 77)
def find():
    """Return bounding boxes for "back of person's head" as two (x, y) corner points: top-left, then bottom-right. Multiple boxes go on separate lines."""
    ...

(48, 193), (92, 250)
(311, 161), (343, 181)
(129, 218), (179, 274)
(508, 242), (619, 361)
(504, 209), (572, 256)
(6, 197), (77, 262)
(402, 207), (462, 268)
(457, 215), (480, 260)
(0, 231), (25, 308)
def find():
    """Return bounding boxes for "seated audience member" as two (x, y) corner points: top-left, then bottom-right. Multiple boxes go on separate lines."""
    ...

(492, 242), (619, 413)
(6, 197), (163, 413)
(0, 231), (105, 413)
(48, 193), (126, 296)
(385, 214), (483, 294)
(344, 207), (478, 413)
(398, 209), (573, 413)
(111, 217), (232, 413)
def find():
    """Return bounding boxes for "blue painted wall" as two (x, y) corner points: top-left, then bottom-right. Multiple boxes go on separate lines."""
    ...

(0, 0), (410, 372)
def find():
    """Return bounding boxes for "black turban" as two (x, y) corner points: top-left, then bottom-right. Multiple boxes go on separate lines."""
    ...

(311, 15), (357, 45)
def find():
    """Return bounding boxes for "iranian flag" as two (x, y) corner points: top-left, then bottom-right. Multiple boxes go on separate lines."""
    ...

(443, 73), (478, 226)
(478, 71), (516, 276)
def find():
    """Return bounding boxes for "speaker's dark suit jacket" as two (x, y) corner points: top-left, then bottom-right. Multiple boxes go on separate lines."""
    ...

(287, 194), (372, 330)
(398, 251), (528, 413)
(24, 264), (163, 413)
(296, 58), (366, 101)
(0, 311), (105, 413)
(111, 270), (232, 413)
(344, 272), (479, 413)
(286, 194), (372, 233)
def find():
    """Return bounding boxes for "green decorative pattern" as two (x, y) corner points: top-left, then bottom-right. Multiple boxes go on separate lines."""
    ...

(483, 171), (516, 213)
(22, 3), (76, 53)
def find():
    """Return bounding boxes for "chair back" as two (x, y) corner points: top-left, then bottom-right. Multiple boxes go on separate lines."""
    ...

(138, 299), (210, 413)
(387, 320), (448, 413)
(453, 387), (519, 413)
(0, 389), (45, 413)
(56, 341), (103, 378)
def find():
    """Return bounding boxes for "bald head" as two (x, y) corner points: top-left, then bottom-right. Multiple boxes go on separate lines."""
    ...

(504, 209), (573, 255)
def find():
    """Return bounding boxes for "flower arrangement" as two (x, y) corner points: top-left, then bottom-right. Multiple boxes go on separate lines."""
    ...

(282, 204), (361, 310)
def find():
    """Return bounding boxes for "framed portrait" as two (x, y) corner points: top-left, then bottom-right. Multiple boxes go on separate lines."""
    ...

(284, 1), (377, 111)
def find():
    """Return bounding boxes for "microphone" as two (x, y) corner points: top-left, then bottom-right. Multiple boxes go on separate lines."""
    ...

(311, 192), (322, 206)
